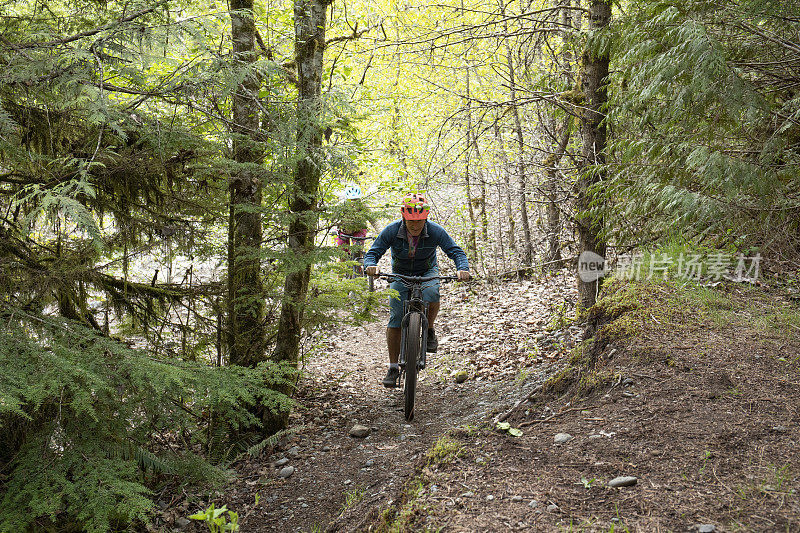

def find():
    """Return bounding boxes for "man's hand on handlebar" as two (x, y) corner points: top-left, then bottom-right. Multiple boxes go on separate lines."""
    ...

(457, 270), (471, 282)
(365, 266), (380, 277)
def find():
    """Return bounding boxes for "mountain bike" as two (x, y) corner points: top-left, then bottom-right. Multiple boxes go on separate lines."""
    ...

(377, 272), (457, 421)
(338, 231), (375, 292)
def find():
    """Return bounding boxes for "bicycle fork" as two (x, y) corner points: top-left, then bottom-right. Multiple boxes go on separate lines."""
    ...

(399, 303), (430, 371)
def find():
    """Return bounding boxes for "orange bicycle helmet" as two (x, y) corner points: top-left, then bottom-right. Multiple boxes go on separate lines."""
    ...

(400, 193), (430, 220)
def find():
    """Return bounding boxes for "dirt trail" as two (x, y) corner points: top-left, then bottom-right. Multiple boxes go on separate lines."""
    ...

(222, 274), (576, 532)
(178, 275), (800, 533)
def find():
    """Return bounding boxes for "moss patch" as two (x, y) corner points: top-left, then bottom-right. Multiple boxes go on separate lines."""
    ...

(543, 277), (775, 400)
(426, 435), (465, 466)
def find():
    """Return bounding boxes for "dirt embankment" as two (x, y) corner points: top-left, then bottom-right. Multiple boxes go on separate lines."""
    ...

(345, 279), (800, 532)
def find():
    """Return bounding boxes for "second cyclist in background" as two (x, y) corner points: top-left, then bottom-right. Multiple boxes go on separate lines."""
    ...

(334, 183), (380, 266)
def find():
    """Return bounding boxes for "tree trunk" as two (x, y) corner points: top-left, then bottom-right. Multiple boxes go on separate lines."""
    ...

(576, 0), (610, 312)
(543, 0), (576, 272)
(227, 0), (266, 368)
(494, 178), (506, 274)
(544, 118), (571, 271)
(271, 0), (330, 429)
(493, 119), (517, 257)
(479, 172), (488, 242)
(464, 69), (478, 262)
(389, 61), (408, 177)
(501, 11), (534, 267)
(469, 109), (489, 243)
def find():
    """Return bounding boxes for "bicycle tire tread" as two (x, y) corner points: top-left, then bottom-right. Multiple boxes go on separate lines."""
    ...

(403, 313), (421, 421)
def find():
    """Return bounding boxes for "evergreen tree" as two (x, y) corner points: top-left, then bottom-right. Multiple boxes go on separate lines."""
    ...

(576, 0), (611, 311)
(0, 1), (300, 527)
(604, 0), (800, 261)
(272, 0), (334, 432)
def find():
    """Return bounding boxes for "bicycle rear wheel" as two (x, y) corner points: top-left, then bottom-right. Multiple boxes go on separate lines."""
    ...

(403, 313), (422, 421)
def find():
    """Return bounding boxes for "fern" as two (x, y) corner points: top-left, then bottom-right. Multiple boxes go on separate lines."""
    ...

(245, 426), (300, 458)
(0, 1), (363, 529)
(0, 307), (288, 531)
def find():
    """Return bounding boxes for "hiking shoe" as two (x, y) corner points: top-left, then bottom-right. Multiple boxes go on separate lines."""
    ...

(382, 366), (400, 388)
(426, 328), (438, 353)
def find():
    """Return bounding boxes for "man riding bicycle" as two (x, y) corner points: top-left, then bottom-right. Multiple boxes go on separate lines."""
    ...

(363, 193), (471, 388)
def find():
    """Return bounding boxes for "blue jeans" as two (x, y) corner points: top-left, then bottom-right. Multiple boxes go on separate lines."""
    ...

(388, 267), (440, 328)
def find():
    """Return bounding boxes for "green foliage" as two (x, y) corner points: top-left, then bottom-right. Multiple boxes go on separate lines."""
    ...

(0, 0), (383, 528)
(0, 308), (291, 531)
(340, 485), (366, 514)
(603, 0), (800, 258)
(189, 503), (240, 532)
(244, 427), (299, 459)
(495, 422), (523, 437)
(303, 261), (392, 331)
(426, 435), (466, 464)
(378, 475), (428, 533)
(547, 300), (574, 331)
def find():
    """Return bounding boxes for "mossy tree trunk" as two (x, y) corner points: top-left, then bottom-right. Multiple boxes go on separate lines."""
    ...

(270, 0), (331, 431)
(227, 0), (267, 368)
(576, 0), (610, 312)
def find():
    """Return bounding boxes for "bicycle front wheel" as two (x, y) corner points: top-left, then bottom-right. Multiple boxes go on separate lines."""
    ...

(403, 313), (422, 421)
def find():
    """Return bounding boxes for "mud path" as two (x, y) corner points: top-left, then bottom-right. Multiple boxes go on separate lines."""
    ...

(222, 274), (577, 532)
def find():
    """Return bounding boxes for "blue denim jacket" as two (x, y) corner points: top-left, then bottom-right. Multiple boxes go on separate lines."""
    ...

(363, 220), (469, 275)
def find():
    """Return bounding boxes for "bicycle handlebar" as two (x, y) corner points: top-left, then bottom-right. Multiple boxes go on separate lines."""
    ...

(337, 231), (374, 241)
(376, 273), (459, 283)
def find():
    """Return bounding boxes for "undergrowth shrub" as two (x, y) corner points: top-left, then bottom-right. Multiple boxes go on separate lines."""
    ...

(0, 307), (293, 532)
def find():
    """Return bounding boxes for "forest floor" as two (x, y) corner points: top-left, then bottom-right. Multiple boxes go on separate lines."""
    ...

(172, 269), (800, 533)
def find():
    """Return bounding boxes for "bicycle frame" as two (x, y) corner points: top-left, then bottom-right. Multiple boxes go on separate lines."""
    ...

(337, 231), (374, 278)
(350, 248), (366, 276)
(379, 273), (457, 370)
(377, 272), (457, 421)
